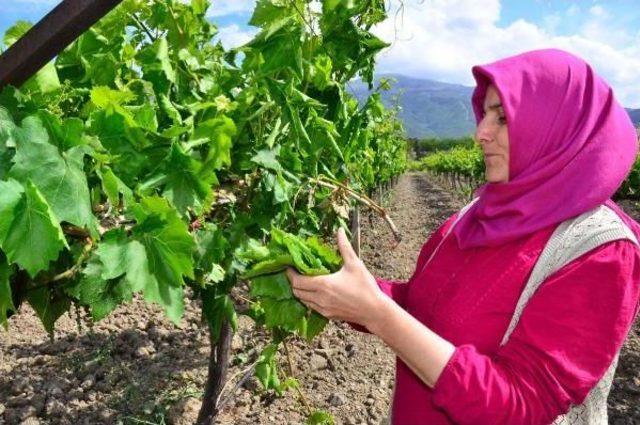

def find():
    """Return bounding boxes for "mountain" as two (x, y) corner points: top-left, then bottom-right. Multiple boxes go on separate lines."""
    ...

(348, 74), (475, 139)
(626, 108), (640, 128)
(348, 74), (640, 139)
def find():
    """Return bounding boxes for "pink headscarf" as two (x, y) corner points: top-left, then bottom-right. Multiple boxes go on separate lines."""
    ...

(453, 48), (639, 250)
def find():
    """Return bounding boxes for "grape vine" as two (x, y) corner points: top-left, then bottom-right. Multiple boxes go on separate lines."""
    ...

(0, 0), (407, 422)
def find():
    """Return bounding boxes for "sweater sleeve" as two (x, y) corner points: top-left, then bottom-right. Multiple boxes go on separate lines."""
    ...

(431, 239), (640, 425)
(348, 212), (460, 333)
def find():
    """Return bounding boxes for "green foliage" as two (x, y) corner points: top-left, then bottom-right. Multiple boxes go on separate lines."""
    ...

(241, 229), (342, 342)
(417, 145), (485, 180)
(407, 136), (475, 158)
(0, 179), (68, 277)
(307, 409), (335, 425)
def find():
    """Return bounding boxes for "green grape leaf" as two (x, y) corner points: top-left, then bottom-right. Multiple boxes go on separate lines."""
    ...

(90, 86), (137, 127)
(3, 20), (32, 46)
(26, 287), (70, 334)
(272, 229), (328, 275)
(273, 172), (292, 204)
(37, 110), (85, 151)
(70, 226), (189, 324)
(97, 166), (134, 208)
(130, 196), (195, 323)
(66, 229), (135, 320)
(304, 311), (328, 342)
(241, 253), (294, 279)
(206, 263), (225, 284)
(159, 94), (183, 125)
(249, 0), (293, 27)
(191, 116), (237, 171)
(9, 116), (95, 231)
(90, 86), (136, 110)
(261, 297), (307, 333)
(0, 107), (16, 180)
(123, 239), (184, 324)
(0, 180), (67, 277)
(148, 143), (216, 216)
(195, 223), (229, 269)
(242, 229), (339, 340)
(255, 343), (280, 392)
(249, 271), (293, 300)
(235, 238), (271, 263)
(306, 236), (342, 270)
(85, 52), (119, 86)
(128, 103), (159, 133)
(87, 110), (149, 186)
(95, 229), (130, 280)
(123, 240), (155, 293)
(191, 0), (210, 16)
(202, 292), (238, 342)
(251, 146), (283, 172)
(132, 196), (195, 282)
(0, 179), (24, 242)
(68, 254), (134, 321)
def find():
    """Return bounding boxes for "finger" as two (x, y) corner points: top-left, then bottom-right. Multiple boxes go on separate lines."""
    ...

(286, 267), (319, 292)
(292, 287), (316, 300)
(303, 299), (324, 316)
(336, 227), (359, 264)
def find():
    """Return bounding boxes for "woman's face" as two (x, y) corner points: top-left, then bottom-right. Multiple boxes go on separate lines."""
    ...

(475, 84), (510, 183)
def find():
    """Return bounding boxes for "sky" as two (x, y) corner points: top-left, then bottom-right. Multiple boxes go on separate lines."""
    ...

(1, 0), (639, 108)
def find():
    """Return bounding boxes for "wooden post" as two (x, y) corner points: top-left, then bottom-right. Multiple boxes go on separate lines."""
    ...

(351, 204), (361, 257)
(0, 0), (123, 90)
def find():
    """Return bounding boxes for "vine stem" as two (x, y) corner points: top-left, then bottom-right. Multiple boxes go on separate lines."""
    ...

(283, 339), (313, 415)
(131, 13), (156, 42)
(309, 177), (402, 243)
(25, 237), (94, 293)
(215, 358), (260, 409)
(51, 238), (93, 282)
(286, 0), (318, 38)
(235, 294), (255, 305)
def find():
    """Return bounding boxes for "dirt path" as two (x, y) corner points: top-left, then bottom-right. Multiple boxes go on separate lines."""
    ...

(1, 173), (639, 424)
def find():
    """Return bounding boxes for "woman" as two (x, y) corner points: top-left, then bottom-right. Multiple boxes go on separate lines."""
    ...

(286, 48), (640, 425)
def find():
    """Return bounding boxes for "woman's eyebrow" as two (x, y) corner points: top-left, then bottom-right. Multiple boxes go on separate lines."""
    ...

(483, 102), (503, 112)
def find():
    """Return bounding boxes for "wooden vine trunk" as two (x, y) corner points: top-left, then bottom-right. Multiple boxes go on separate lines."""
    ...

(196, 319), (233, 425)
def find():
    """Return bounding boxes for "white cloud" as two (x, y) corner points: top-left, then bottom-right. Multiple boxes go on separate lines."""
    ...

(588, 5), (608, 18)
(370, 0), (640, 108)
(206, 0), (256, 18)
(566, 4), (580, 17)
(542, 12), (561, 34)
(215, 24), (258, 49)
(579, 3), (634, 48)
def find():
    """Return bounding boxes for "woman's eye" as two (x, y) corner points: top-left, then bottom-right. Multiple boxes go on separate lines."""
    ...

(498, 116), (507, 124)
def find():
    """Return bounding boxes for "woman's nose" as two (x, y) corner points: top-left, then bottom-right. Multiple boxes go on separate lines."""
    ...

(475, 118), (493, 145)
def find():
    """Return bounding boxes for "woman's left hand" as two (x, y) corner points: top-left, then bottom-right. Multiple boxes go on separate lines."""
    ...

(285, 227), (389, 329)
